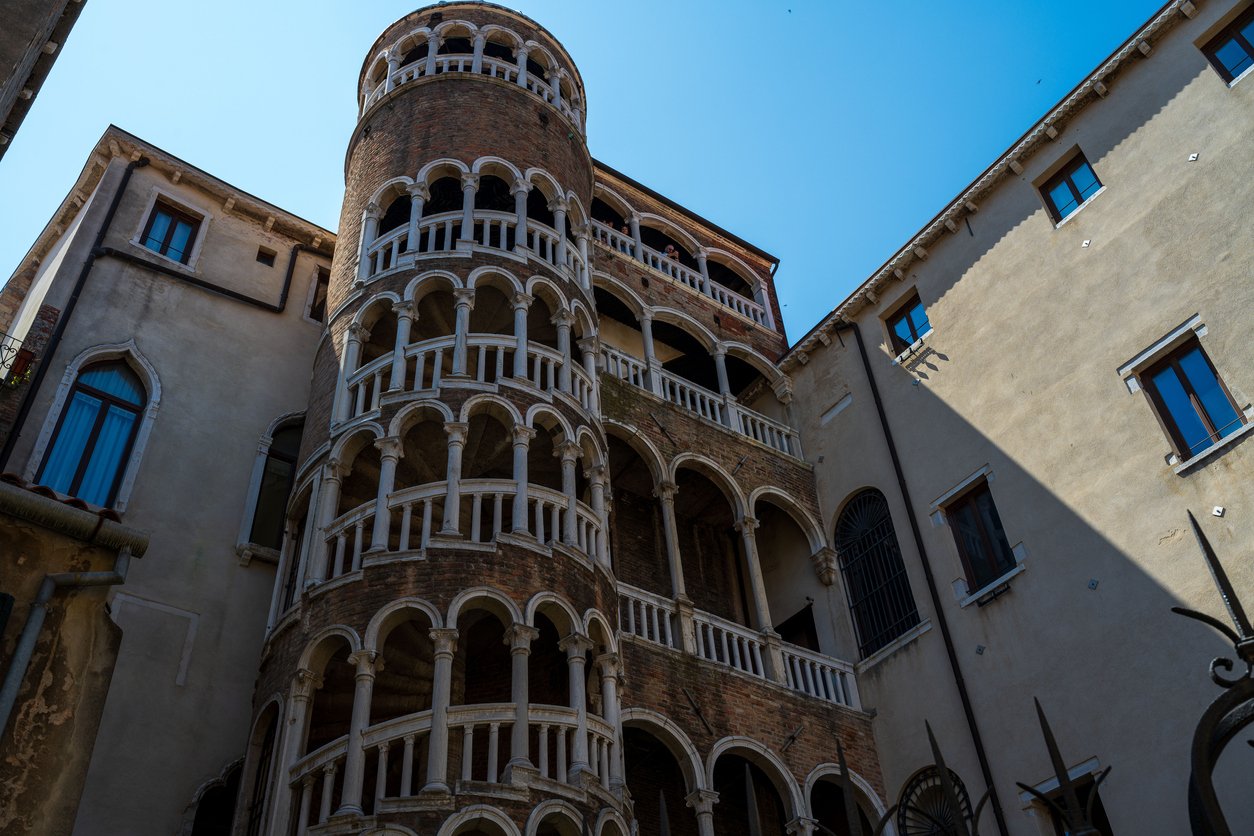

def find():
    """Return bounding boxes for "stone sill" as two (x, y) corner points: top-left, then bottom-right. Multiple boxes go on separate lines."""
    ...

(855, 620), (933, 674)
(1173, 420), (1254, 475)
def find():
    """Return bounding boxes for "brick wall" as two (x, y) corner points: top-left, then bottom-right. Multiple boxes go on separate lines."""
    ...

(0, 303), (60, 463)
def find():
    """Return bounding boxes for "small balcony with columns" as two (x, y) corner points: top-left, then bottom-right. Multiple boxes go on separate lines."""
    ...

(359, 19), (585, 133)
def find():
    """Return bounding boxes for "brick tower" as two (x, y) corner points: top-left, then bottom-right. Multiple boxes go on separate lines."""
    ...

(241, 4), (882, 835)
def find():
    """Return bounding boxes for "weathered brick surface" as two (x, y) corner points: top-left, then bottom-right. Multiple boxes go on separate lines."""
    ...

(0, 304), (60, 460)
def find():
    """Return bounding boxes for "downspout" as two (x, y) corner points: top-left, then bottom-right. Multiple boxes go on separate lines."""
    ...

(0, 156), (150, 471)
(834, 320), (1009, 836)
(0, 547), (133, 738)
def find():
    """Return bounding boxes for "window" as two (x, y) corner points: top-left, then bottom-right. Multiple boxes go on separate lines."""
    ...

(1041, 154), (1102, 222)
(1140, 339), (1245, 459)
(141, 200), (201, 264)
(1045, 774), (1113, 836)
(1203, 6), (1254, 83)
(37, 361), (146, 507)
(308, 267), (331, 323)
(835, 489), (921, 658)
(256, 246), (277, 267)
(249, 423), (302, 551)
(944, 481), (1015, 592)
(886, 294), (932, 354)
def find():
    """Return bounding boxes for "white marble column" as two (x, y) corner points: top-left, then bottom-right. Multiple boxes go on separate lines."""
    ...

(504, 623), (539, 777)
(553, 308), (574, 394)
(307, 460), (343, 583)
(335, 650), (378, 815)
(451, 287), (475, 376)
(575, 224), (591, 288)
(389, 301), (415, 391)
(687, 789), (720, 836)
(441, 422), (468, 535)
(712, 345), (731, 396)
(696, 247), (713, 296)
(367, 436), (403, 553)
(423, 628), (459, 794)
(587, 464), (609, 566)
(549, 68), (564, 107)
(628, 212), (644, 262)
(512, 292), (532, 379)
(736, 515), (773, 631)
(515, 46), (530, 88)
(424, 32), (440, 76)
(357, 203), (382, 283)
(550, 199), (568, 267)
(654, 480), (687, 599)
(470, 32), (486, 73)
(404, 183), (428, 255)
(458, 173), (479, 245)
(333, 323), (369, 424)
(273, 669), (318, 836)
(596, 653), (624, 789)
(557, 440), (580, 546)
(512, 179), (530, 253)
(576, 336), (599, 412)
(559, 634), (594, 779)
(511, 426), (535, 533)
(384, 52), (400, 94)
(640, 313), (662, 395)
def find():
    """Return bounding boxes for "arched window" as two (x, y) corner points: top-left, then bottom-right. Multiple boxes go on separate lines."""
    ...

(834, 489), (920, 658)
(37, 361), (146, 507)
(249, 422), (303, 550)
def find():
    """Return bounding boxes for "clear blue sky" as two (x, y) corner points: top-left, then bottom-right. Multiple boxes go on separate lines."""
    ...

(0, 0), (1165, 340)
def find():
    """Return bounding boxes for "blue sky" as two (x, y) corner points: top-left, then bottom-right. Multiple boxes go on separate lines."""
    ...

(0, 0), (1165, 340)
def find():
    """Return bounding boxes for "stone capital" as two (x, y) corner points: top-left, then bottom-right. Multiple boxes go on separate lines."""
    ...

(736, 515), (760, 534)
(348, 649), (378, 676)
(685, 788), (719, 814)
(512, 426), (537, 445)
(460, 173), (480, 190)
(374, 435), (404, 459)
(550, 308), (575, 326)
(392, 299), (417, 319)
(324, 458), (346, 482)
(583, 463), (607, 482)
(653, 480), (678, 502)
(293, 667), (322, 699)
(771, 376), (794, 404)
(429, 627), (459, 656)
(558, 633), (594, 658)
(810, 546), (839, 586)
(547, 198), (569, 214)
(406, 182), (430, 201)
(444, 421), (470, 444)
(575, 336), (599, 354)
(347, 321), (371, 342)
(594, 652), (620, 677)
(453, 287), (476, 307)
(712, 342), (727, 357)
(696, 246), (710, 260)
(511, 178), (531, 196)
(504, 623), (540, 652)
(786, 817), (818, 836)
(555, 440), (582, 463)
(365, 202), (382, 220)
(512, 291), (534, 310)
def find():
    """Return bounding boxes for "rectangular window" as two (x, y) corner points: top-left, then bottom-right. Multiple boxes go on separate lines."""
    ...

(1041, 154), (1102, 222)
(141, 200), (201, 264)
(1203, 6), (1254, 83)
(308, 268), (331, 323)
(886, 294), (931, 354)
(256, 246), (277, 267)
(1140, 339), (1245, 459)
(945, 481), (1015, 592)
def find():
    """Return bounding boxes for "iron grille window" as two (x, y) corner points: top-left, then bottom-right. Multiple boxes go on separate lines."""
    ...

(1203, 6), (1254, 83)
(945, 481), (1015, 591)
(1041, 153), (1102, 222)
(1140, 338), (1245, 460)
(835, 489), (921, 658)
(141, 200), (201, 264)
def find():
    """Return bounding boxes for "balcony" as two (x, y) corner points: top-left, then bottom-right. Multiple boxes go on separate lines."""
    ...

(363, 210), (587, 286)
(601, 345), (801, 457)
(590, 220), (772, 329)
(618, 584), (860, 710)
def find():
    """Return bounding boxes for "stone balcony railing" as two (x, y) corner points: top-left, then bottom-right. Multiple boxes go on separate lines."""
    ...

(617, 584), (860, 710)
(590, 220), (772, 329)
(601, 345), (801, 458)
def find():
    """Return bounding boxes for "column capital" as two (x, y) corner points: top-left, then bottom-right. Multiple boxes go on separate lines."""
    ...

(772, 376), (794, 404)
(686, 788), (720, 814)
(736, 515), (760, 534)
(429, 627), (459, 656)
(639, 309), (653, 325)
(444, 421), (470, 444)
(348, 649), (378, 676)
(547, 198), (569, 214)
(628, 212), (642, 225)
(511, 178), (531, 196)
(786, 817), (818, 835)
(653, 480), (678, 501)
(583, 463), (607, 482)
(375, 435), (404, 459)
(575, 336), (599, 354)
(324, 458), (347, 482)
(810, 546), (839, 586)
(550, 308), (575, 326)
(558, 633), (594, 657)
(472, 31), (486, 44)
(695, 246), (710, 260)
(712, 342), (728, 357)
(347, 321), (371, 342)
(293, 667), (322, 700)
(512, 426), (537, 445)
(594, 652), (620, 677)
(504, 623), (540, 652)
(516, 43), (530, 56)
(555, 439), (582, 463)
(512, 291), (534, 310)
(406, 182), (430, 201)
(364, 202), (383, 220)
(392, 299), (417, 318)
(460, 172), (480, 190)
(453, 287), (476, 307)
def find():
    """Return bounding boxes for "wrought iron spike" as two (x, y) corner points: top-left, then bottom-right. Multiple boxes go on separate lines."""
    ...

(837, 740), (865, 836)
(1171, 606), (1242, 645)
(1187, 510), (1253, 641)
(1034, 699), (1086, 826)
(925, 721), (974, 836)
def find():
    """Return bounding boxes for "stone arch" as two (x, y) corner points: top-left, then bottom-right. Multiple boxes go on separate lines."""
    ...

(564, 192), (588, 228)
(297, 625), (362, 672)
(705, 247), (764, 292)
(405, 268), (463, 300)
(416, 157), (471, 187)
(591, 273), (646, 318)
(438, 804), (522, 836)
(471, 155), (524, 183)
(232, 696), (283, 836)
(706, 736), (804, 819)
(523, 167), (564, 203)
(721, 341), (787, 389)
(447, 586), (523, 628)
(669, 453), (747, 519)
(595, 810), (630, 836)
(583, 609), (618, 654)
(522, 40), (559, 74)
(804, 763), (897, 836)
(574, 425), (604, 469)
(388, 27), (434, 63)
(603, 420), (665, 483)
(328, 423), (384, 469)
(388, 398), (456, 437)
(459, 393), (524, 427)
(525, 403), (575, 442)
(351, 291), (402, 328)
(620, 708), (705, 791)
(362, 827), (421, 836)
(525, 591), (581, 635)
(524, 275), (570, 311)
(637, 211), (701, 254)
(480, 23), (523, 50)
(569, 298), (596, 341)
(467, 265), (524, 295)
(749, 486), (825, 553)
(184, 757), (243, 836)
(432, 18), (479, 42)
(525, 800), (584, 836)
(648, 307), (718, 352)
(592, 184), (636, 221)
(364, 597), (444, 650)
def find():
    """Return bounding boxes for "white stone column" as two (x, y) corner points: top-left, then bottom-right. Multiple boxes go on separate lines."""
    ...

(458, 174), (479, 246)
(587, 464), (609, 567)
(389, 301), (415, 391)
(471, 33), (486, 73)
(577, 336), (599, 413)
(334, 323), (368, 424)
(628, 212), (644, 262)
(423, 628), (459, 794)
(335, 650), (378, 816)
(557, 440), (580, 546)
(511, 179), (530, 253)
(307, 460), (343, 583)
(696, 247), (713, 296)
(512, 292), (532, 379)
(357, 203), (382, 283)
(384, 52), (400, 94)
(265, 518), (296, 631)
(516, 46), (530, 88)
(511, 426), (535, 533)
(596, 653), (624, 789)
(451, 287), (475, 376)
(548, 68), (564, 107)
(736, 515), (773, 631)
(553, 308), (574, 394)
(271, 669), (318, 836)
(441, 422), (468, 535)
(404, 183), (428, 255)
(654, 480), (687, 599)
(640, 313), (662, 395)
(550, 199), (568, 267)
(575, 225), (591, 288)
(559, 634), (594, 779)
(687, 789), (720, 836)
(424, 33), (439, 76)
(367, 436), (403, 553)
(504, 623), (539, 778)
(712, 345), (731, 396)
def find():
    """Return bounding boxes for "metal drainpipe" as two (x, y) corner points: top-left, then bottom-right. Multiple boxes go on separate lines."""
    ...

(0, 547), (133, 738)
(834, 320), (1009, 836)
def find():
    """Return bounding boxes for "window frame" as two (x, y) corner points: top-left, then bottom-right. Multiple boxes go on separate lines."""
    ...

(884, 292), (932, 357)
(236, 415), (306, 565)
(1039, 153), (1103, 224)
(305, 266), (331, 324)
(140, 200), (202, 265)
(942, 479), (1017, 594)
(35, 363), (144, 508)
(1138, 337), (1246, 461)
(1201, 4), (1254, 84)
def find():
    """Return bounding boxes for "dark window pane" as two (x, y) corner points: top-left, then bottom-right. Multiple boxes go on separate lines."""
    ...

(40, 392), (102, 493)
(144, 211), (172, 252)
(1048, 181), (1078, 218)
(835, 490), (920, 657)
(892, 316), (915, 348)
(79, 364), (145, 405)
(1151, 365), (1212, 454)
(76, 405), (137, 506)
(950, 502), (991, 583)
(250, 456), (294, 549)
(168, 220), (194, 262)
(1215, 38), (1253, 77)
(907, 302), (931, 336)
(1178, 348), (1242, 441)
(1071, 162), (1101, 200)
(973, 489), (1014, 580)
